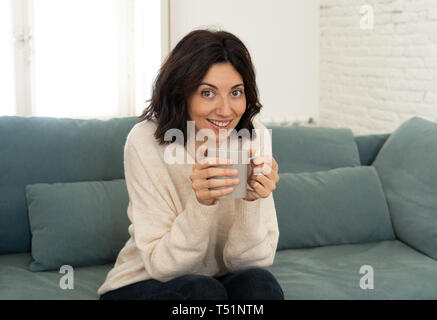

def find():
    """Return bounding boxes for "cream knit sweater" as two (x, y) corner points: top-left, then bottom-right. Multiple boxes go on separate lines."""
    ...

(97, 118), (279, 296)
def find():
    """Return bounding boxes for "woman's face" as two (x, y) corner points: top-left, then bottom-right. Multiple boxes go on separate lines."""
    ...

(187, 62), (246, 144)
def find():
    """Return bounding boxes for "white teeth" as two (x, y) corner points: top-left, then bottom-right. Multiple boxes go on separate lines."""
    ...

(209, 119), (230, 127)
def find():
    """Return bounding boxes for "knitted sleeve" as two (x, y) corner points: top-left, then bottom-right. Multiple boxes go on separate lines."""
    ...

(223, 194), (279, 272)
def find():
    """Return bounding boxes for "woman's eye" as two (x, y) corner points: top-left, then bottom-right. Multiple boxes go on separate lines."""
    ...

(232, 90), (243, 97)
(201, 90), (214, 98)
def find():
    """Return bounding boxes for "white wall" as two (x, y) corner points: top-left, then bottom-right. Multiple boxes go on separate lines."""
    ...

(320, 0), (437, 135)
(169, 0), (319, 125)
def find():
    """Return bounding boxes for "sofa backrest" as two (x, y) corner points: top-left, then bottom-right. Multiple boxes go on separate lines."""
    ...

(0, 116), (138, 254)
(0, 115), (390, 254)
(354, 133), (391, 166)
(266, 124), (365, 174)
(265, 125), (390, 172)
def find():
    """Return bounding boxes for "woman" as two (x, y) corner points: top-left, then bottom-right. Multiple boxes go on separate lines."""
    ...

(98, 29), (283, 300)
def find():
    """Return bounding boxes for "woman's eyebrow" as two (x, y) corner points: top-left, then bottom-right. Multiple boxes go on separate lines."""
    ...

(199, 82), (244, 89)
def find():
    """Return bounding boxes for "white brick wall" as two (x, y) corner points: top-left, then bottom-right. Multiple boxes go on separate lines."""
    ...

(319, 0), (437, 135)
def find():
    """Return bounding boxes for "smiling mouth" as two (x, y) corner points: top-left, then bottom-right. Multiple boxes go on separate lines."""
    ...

(207, 119), (232, 128)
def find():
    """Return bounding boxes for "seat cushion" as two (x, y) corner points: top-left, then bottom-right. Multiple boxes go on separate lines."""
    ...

(0, 253), (113, 299)
(3, 241), (436, 300)
(264, 240), (437, 299)
(372, 116), (437, 260)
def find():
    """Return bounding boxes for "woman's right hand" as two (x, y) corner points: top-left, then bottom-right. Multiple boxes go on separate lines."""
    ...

(189, 148), (240, 206)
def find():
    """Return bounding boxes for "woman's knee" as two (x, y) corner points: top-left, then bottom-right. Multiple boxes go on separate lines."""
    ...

(178, 274), (228, 300)
(222, 268), (284, 300)
(243, 268), (278, 282)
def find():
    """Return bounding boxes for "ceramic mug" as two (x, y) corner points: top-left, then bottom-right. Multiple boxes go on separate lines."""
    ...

(206, 148), (253, 199)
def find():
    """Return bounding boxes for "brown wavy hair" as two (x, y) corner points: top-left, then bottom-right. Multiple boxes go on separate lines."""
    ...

(137, 28), (262, 145)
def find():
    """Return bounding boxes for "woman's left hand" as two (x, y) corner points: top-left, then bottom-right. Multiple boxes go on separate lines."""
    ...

(243, 148), (280, 202)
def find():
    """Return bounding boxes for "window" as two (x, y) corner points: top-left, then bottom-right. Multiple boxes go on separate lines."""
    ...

(1, 0), (164, 119)
(0, 0), (15, 116)
(34, 0), (119, 118)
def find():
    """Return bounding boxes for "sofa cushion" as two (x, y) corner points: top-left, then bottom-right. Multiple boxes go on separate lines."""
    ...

(274, 166), (395, 250)
(0, 253), (112, 299)
(0, 115), (137, 254)
(25, 179), (130, 271)
(372, 116), (437, 260)
(264, 240), (437, 299)
(267, 125), (361, 173)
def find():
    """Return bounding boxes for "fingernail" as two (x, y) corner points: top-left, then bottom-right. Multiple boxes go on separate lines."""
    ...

(253, 158), (263, 165)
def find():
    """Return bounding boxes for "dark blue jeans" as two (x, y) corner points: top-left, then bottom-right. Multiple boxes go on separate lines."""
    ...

(99, 267), (284, 300)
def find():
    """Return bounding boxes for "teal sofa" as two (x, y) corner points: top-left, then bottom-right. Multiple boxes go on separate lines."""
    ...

(1, 115), (436, 300)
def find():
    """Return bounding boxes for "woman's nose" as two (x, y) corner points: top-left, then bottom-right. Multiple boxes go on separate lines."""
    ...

(216, 97), (233, 117)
